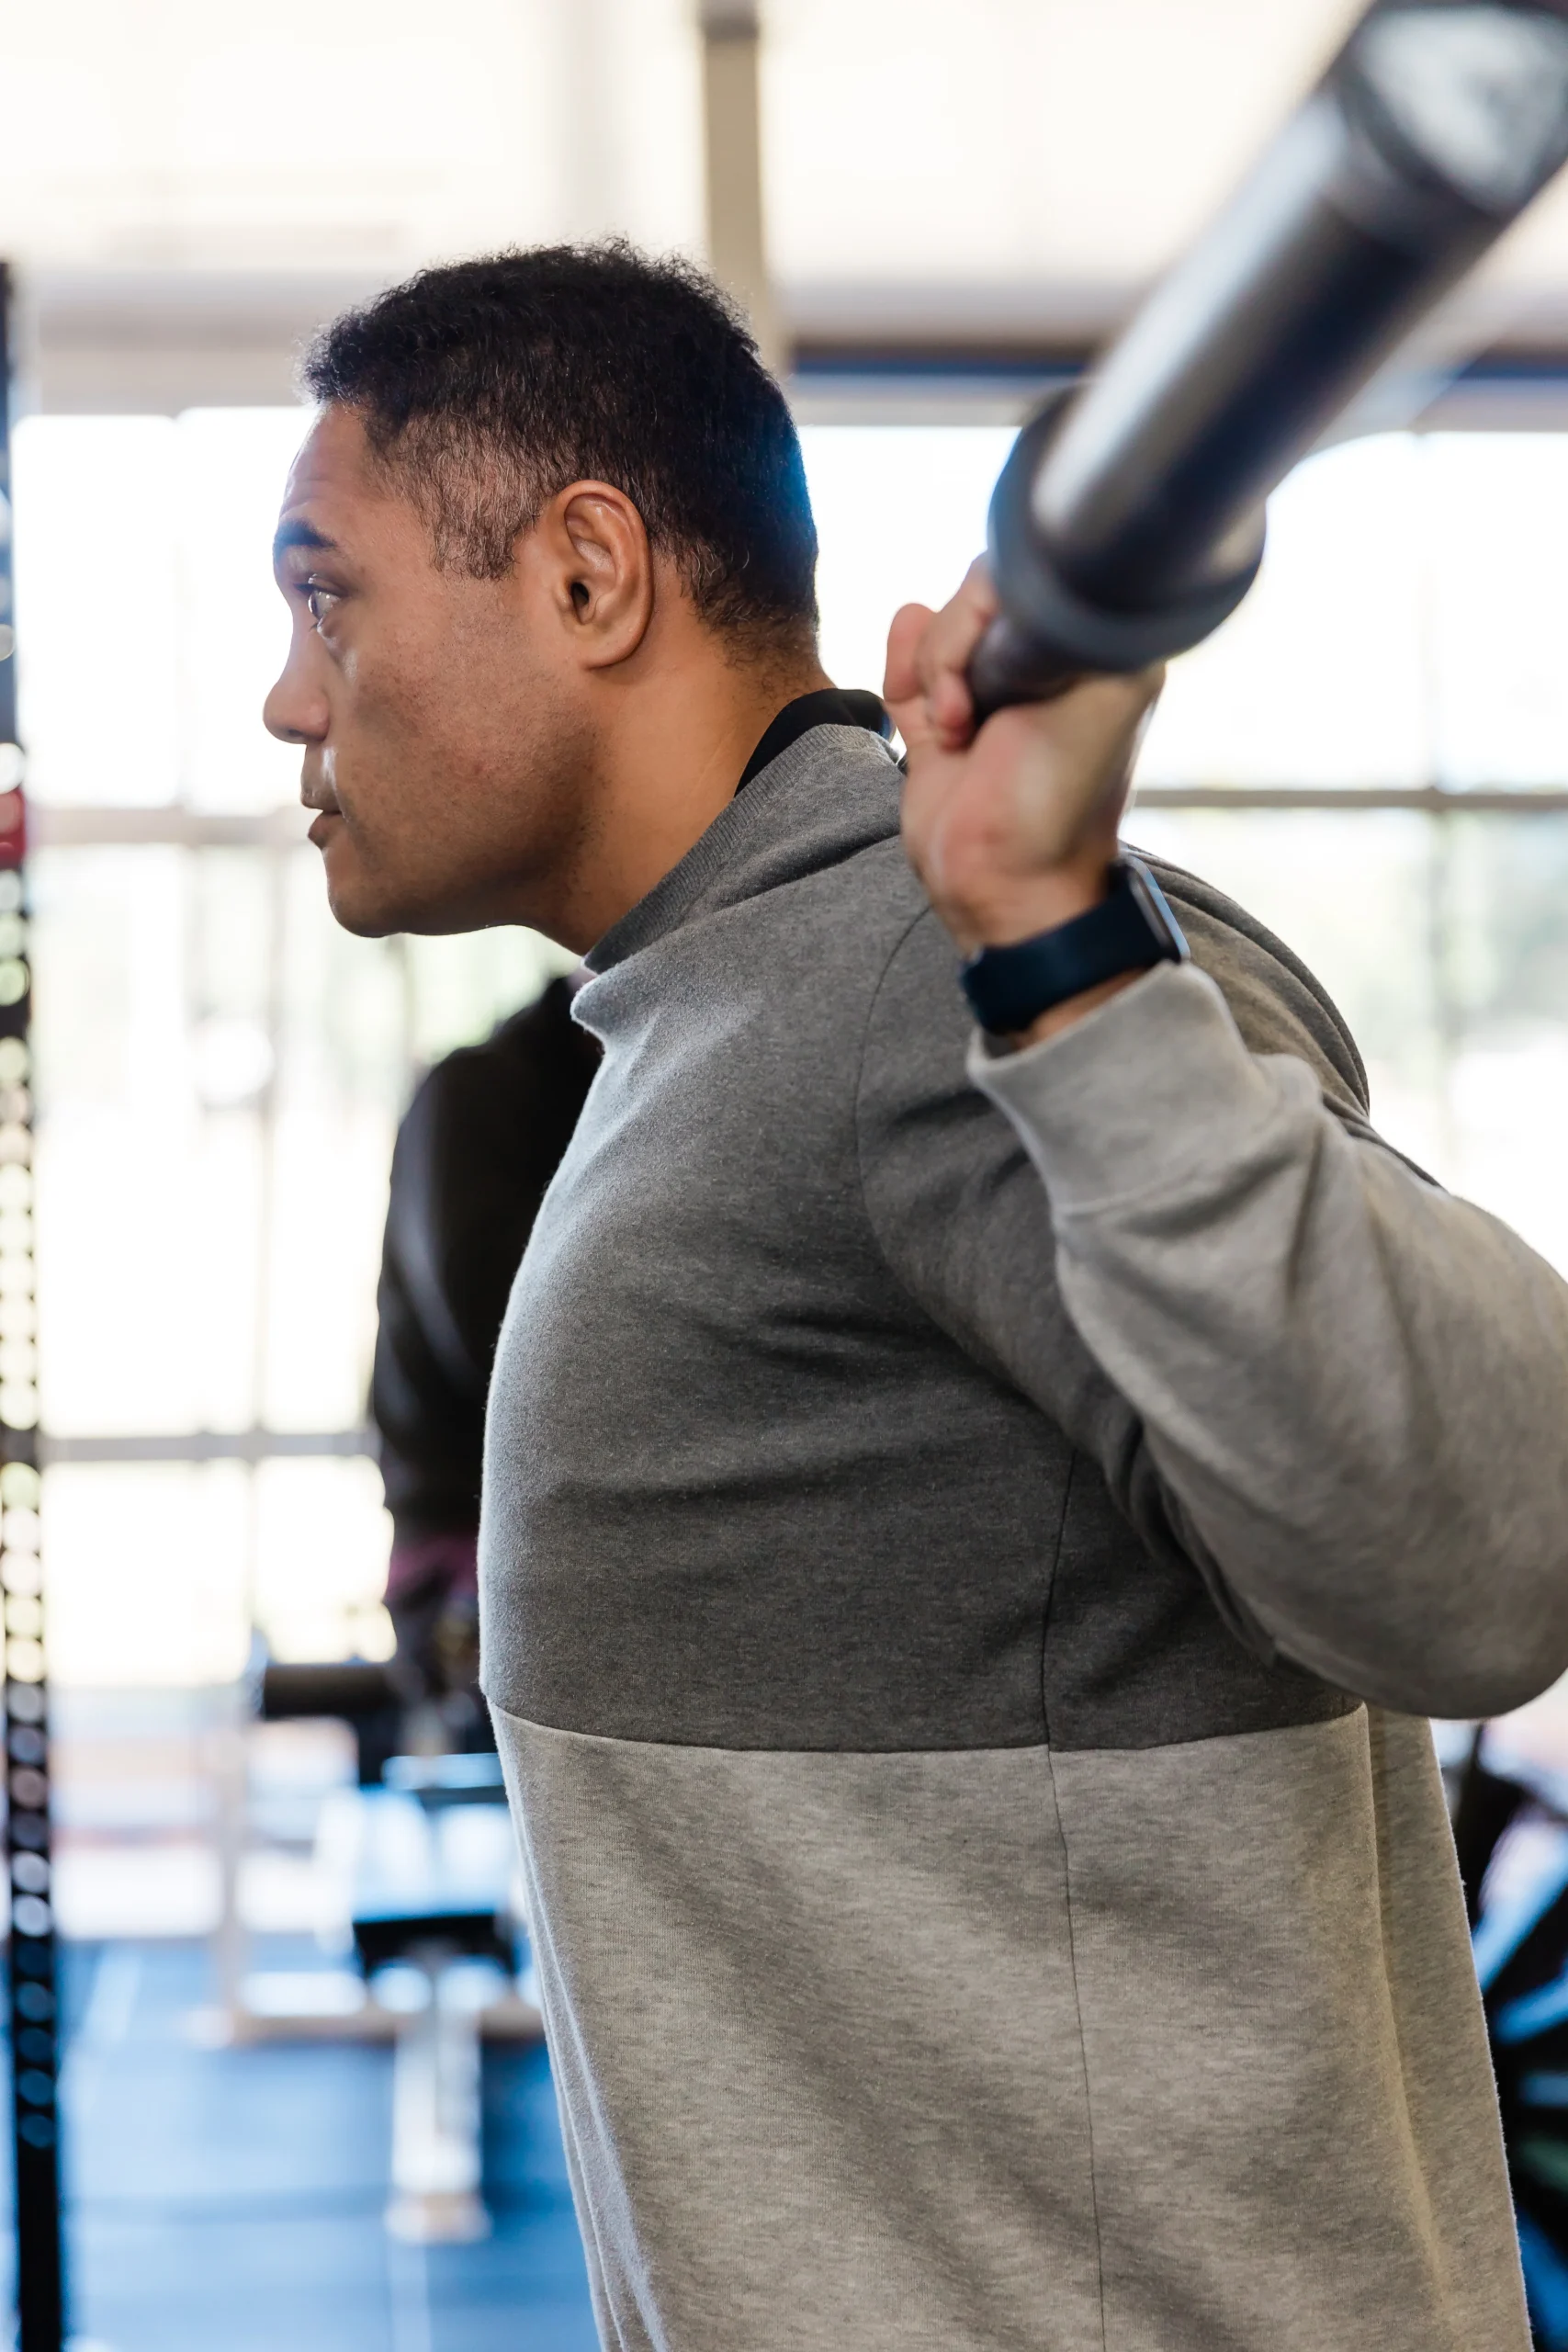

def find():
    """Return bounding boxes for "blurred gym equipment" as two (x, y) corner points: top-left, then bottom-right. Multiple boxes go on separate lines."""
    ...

(973, 0), (1568, 714)
(1454, 1732), (1568, 2347)
(0, 262), (64, 2352)
(357, 1752), (535, 2245)
(185, 985), (597, 2247)
(197, 1657), (542, 2245)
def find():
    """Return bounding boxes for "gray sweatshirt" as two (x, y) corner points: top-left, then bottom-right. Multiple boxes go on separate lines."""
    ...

(481, 720), (1568, 2352)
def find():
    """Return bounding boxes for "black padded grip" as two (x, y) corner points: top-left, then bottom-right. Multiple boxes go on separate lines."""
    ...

(966, 617), (1083, 720)
(967, 0), (1568, 715)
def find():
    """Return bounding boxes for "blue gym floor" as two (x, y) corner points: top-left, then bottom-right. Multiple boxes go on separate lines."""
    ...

(2, 1938), (599, 2352)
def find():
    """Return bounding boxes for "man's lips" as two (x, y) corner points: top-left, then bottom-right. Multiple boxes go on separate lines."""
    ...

(306, 809), (344, 851)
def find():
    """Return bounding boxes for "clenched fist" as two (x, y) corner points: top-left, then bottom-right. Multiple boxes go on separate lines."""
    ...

(886, 559), (1163, 1042)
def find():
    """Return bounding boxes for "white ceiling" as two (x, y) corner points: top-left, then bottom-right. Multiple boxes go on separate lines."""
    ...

(7, 0), (1568, 404)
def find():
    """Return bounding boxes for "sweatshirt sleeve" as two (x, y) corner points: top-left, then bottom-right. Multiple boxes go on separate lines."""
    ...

(971, 956), (1568, 1719)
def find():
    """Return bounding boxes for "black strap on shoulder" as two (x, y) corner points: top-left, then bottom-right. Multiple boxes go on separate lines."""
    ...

(736, 688), (892, 793)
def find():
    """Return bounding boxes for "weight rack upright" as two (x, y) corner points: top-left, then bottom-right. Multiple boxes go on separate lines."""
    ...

(0, 260), (64, 2352)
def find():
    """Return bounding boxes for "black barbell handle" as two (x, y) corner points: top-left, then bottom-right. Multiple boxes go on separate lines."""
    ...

(968, 0), (1568, 721)
(969, 393), (1266, 721)
(965, 618), (1084, 718)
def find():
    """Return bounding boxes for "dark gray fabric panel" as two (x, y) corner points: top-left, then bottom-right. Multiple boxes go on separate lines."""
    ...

(853, 885), (1357, 1749)
(480, 730), (1364, 1752)
(1043, 1453), (1358, 1747)
(481, 849), (1070, 1748)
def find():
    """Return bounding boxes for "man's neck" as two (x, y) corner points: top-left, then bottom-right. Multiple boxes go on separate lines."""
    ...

(544, 643), (833, 953)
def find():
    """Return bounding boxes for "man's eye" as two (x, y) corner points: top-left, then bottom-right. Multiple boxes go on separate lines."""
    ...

(305, 582), (341, 626)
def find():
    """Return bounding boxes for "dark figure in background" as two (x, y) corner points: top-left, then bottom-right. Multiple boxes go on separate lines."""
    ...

(372, 974), (598, 1748)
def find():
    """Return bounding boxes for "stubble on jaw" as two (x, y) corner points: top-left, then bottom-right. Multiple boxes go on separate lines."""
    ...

(316, 664), (604, 944)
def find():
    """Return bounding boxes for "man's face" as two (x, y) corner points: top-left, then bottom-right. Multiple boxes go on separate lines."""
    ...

(265, 405), (589, 938)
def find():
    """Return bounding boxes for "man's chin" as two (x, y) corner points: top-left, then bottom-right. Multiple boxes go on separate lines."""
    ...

(316, 855), (395, 938)
(314, 837), (416, 940)
(323, 891), (398, 941)
(318, 842), (504, 942)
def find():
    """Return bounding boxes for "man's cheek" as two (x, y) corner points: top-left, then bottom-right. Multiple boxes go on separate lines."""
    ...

(354, 703), (444, 817)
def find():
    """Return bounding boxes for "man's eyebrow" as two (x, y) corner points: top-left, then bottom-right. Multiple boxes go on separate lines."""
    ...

(272, 517), (337, 564)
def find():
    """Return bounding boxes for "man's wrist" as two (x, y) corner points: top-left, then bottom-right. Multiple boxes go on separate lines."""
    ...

(958, 856), (1190, 1046)
(938, 857), (1113, 956)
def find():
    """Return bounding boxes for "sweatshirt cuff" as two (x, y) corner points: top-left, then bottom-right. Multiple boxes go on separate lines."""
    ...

(967, 959), (1284, 1213)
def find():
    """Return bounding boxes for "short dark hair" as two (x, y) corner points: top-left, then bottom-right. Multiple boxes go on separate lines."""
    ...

(302, 242), (818, 652)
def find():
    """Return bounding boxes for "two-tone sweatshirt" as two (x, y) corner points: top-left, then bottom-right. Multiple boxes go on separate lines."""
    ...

(479, 718), (1568, 2352)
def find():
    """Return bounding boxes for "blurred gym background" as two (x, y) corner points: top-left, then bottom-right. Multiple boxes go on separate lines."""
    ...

(9, 0), (1568, 2346)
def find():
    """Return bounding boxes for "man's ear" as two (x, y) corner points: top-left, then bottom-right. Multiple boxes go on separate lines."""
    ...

(526, 481), (656, 674)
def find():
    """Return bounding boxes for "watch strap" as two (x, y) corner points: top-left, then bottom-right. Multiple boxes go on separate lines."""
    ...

(959, 857), (1189, 1035)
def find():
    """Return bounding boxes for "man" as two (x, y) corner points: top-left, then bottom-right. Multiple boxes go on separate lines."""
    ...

(372, 975), (599, 1751)
(265, 243), (1568, 2352)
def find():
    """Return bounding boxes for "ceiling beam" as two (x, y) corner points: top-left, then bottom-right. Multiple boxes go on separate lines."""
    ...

(698, 1), (783, 377)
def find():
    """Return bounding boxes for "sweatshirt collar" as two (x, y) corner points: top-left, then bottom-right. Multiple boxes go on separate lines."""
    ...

(736, 688), (891, 790)
(586, 702), (900, 977)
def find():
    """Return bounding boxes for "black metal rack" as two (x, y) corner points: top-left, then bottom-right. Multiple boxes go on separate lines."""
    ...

(0, 260), (65, 2352)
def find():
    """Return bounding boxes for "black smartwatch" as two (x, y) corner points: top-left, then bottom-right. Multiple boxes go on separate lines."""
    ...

(959, 856), (1189, 1036)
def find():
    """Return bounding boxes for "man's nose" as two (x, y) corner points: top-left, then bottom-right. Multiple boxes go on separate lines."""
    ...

(263, 646), (329, 747)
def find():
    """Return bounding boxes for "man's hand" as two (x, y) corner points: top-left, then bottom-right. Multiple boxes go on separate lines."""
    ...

(886, 560), (1163, 1044)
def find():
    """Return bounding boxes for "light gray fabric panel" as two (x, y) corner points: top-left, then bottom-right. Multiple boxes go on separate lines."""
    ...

(1051, 1707), (1528, 2352)
(494, 1705), (1525, 2352)
(495, 1713), (1103, 2352)
(1363, 1711), (1529, 2345)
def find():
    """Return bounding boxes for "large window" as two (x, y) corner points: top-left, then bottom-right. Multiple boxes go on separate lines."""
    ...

(17, 410), (571, 1685)
(21, 409), (1568, 1692)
